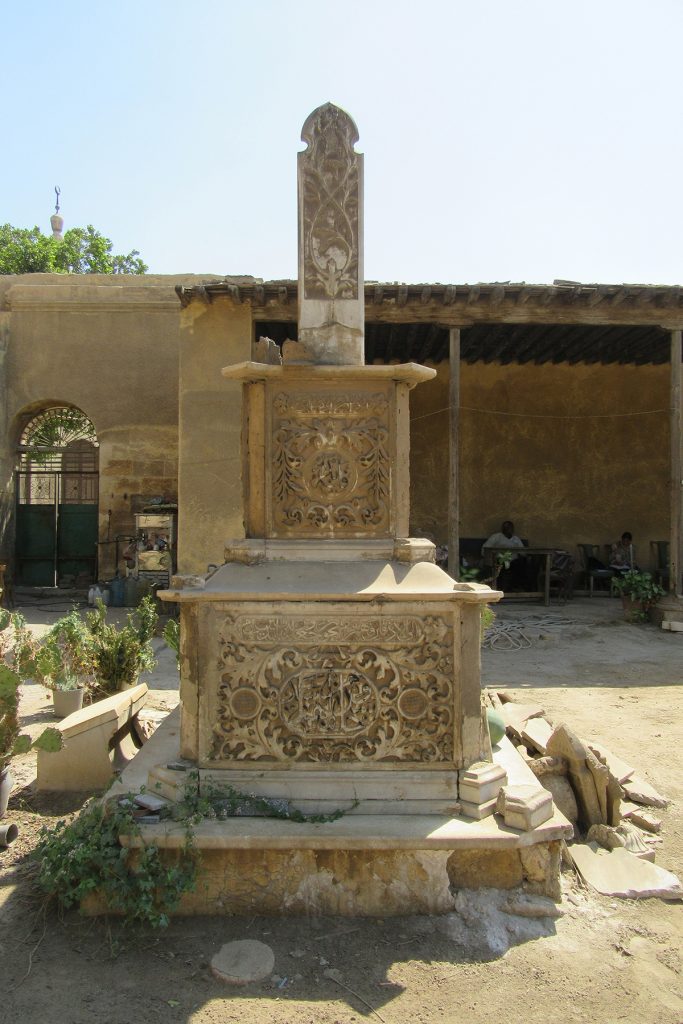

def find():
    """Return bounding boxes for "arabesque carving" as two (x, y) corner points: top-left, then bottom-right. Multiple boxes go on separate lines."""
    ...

(211, 613), (455, 764)
(300, 104), (360, 301)
(270, 390), (390, 536)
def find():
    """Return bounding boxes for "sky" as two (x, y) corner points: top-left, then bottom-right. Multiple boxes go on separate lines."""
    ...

(3, 0), (683, 286)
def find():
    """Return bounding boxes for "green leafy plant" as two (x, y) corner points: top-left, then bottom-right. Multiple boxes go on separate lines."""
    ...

(171, 771), (355, 826)
(86, 596), (158, 695)
(15, 607), (97, 693)
(33, 771), (355, 927)
(611, 570), (665, 621)
(33, 798), (197, 929)
(494, 550), (514, 571)
(163, 618), (180, 669)
(481, 604), (496, 641)
(459, 563), (481, 582)
(0, 611), (63, 774)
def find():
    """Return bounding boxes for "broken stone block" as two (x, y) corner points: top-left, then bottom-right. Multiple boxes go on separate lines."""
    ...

(521, 717), (553, 755)
(502, 893), (564, 919)
(499, 702), (546, 739)
(459, 796), (498, 820)
(567, 843), (683, 900)
(605, 773), (623, 827)
(496, 784), (554, 831)
(586, 749), (609, 822)
(622, 775), (668, 809)
(587, 742), (635, 785)
(527, 756), (567, 776)
(459, 762), (508, 805)
(134, 792), (170, 813)
(535, 773), (578, 826)
(520, 841), (563, 901)
(544, 724), (602, 827)
(620, 801), (662, 833)
(587, 822), (655, 862)
(546, 723), (603, 829)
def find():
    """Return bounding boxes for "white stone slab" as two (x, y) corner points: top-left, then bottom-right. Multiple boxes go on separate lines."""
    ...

(161, 558), (497, 603)
(622, 775), (668, 808)
(499, 702), (546, 737)
(121, 808), (572, 852)
(587, 742), (635, 784)
(568, 843), (683, 899)
(620, 801), (662, 833)
(521, 718), (553, 755)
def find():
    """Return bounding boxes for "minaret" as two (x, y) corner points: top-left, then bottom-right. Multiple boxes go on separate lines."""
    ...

(50, 186), (64, 240)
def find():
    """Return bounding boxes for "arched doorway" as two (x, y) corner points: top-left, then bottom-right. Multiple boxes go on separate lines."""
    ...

(15, 406), (99, 586)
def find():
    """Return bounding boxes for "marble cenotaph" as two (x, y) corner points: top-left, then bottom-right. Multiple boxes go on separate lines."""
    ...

(140, 104), (571, 915)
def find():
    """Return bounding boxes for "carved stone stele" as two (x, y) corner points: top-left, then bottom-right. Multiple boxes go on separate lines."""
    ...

(297, 102), (364, 365)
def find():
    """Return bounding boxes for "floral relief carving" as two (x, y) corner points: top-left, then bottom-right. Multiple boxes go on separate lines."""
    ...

(270, 391), (390, 536)
(300, 104), (360, 301)
(210, 613), (455, 765)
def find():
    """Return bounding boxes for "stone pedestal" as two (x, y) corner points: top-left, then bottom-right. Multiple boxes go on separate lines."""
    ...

(163, 557), (496, 813)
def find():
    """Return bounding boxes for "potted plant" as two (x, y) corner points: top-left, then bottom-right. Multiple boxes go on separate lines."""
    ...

(16, 607), (97, 717)
(611, 569), (665, 622)
(0, 610), (62, 817)
(86, 595), (158, 696)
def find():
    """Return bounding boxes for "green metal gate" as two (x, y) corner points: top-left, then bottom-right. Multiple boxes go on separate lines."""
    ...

(15, 408), (99, 587)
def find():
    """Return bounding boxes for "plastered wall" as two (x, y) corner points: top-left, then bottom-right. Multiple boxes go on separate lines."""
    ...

(0, 273), (672, 581)
(177, 296), (252, 574)
(410, 360), (670, 569)
(0, 274), (216, 577)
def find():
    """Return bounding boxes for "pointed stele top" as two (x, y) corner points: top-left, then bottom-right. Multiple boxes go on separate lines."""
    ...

(295, 103), (364, 365)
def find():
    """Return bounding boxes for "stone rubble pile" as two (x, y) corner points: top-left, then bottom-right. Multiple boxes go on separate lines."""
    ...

(486, 689), (682, 900)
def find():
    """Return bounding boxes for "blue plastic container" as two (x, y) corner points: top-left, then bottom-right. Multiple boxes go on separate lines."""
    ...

(109, 576), (125, 607)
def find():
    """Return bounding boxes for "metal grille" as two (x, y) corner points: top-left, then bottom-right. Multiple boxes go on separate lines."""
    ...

(16, 407), (99, 505)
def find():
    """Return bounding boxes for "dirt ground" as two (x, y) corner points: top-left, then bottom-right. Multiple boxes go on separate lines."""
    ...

(1, 595), (682, 1024)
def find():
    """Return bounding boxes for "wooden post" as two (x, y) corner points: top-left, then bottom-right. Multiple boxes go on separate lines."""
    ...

(671, 329), (682, 597)
(448, 328), (460, 578)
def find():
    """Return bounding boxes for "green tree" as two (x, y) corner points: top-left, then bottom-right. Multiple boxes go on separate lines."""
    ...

(0, 223), (148, 275)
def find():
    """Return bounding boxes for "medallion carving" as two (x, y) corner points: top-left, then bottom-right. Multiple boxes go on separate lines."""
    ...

(270, 391), (390, 536)
(300, 103), (360, 301)
(211, 613), (455, 765)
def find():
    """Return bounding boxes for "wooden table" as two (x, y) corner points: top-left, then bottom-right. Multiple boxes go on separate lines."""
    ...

(484, 547), (555, 606)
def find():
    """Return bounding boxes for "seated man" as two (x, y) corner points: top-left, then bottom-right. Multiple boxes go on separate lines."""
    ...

(610, 531), (638, 574)
(482, 520), (531, 590)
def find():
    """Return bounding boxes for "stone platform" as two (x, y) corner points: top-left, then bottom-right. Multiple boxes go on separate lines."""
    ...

(104, 709), (572, 916)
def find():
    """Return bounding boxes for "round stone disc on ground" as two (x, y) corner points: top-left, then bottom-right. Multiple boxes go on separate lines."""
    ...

(211, 940), (275, 985)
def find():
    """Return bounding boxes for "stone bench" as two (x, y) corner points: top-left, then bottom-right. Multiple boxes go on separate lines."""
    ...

(37, 683), (148, 792)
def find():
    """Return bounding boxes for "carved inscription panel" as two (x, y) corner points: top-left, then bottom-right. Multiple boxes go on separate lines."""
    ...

(269, 390), (391, 537)
(210, 611), (455, 765)
(300, 103), (360, 301)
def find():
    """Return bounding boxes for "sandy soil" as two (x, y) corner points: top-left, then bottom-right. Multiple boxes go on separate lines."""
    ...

(1, 595), (682, 1024)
